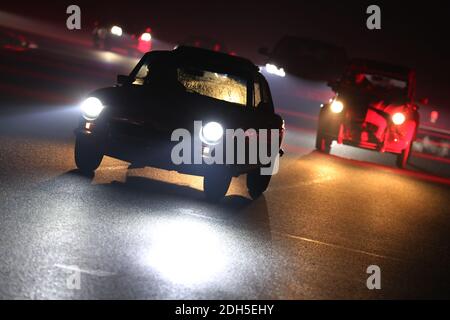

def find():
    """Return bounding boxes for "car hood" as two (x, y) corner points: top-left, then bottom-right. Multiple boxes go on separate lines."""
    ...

(88, 87), (276, 134)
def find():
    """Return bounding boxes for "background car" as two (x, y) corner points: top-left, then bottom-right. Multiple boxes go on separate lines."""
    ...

(259, 35), (348, 81)
(0, 28), (38, 52)
(316, 59), (420, 168)
(92, 22), (152, 55)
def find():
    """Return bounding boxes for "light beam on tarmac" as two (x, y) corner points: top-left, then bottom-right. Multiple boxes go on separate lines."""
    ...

(144, 217), (228, 286)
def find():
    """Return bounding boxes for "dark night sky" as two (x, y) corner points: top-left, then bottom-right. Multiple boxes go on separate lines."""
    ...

(1, 0), (450, 107)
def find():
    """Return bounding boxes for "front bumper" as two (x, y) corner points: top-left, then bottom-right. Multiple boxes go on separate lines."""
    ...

(75, 122), (277, 177)
(319, 106), (413, 154)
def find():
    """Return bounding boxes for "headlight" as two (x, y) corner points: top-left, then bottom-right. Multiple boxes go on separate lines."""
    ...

(265, 63), (286, 77)
(392, 112), (406, 125)
(140, 32), (151, 42)
(81, 97), (104, 121)
(111, 26), (123, 36)
(200, 122), (223, 145)
(330, 100), (344, 113)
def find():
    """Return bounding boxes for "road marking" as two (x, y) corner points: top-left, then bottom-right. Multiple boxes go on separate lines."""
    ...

(272, 231), (404, 262)
(179, 208), (221, 221)
(54, 264), (116, 277)
(178, 207), (405, 262)
(176, 201), (406, 263)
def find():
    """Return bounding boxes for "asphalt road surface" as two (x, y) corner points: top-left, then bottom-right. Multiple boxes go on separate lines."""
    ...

(0, 26), (449, 299)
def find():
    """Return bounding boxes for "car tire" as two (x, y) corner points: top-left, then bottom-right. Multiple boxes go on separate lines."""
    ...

(396, 144), (412, 169)
(74, 135), (104, 174)
(203, 172), (232, 202)
(315, 133), (332, 154)
(247, 169), (271, 200)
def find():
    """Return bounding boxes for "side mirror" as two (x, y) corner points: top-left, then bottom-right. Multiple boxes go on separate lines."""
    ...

(258, 47), (270, 56)
(117, 74), (130, 86)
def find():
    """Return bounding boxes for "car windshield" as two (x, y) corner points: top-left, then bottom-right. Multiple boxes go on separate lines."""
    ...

(177, 67), (247, 105)
(341, 71), (408, 99)
(131, 55), (248, 105)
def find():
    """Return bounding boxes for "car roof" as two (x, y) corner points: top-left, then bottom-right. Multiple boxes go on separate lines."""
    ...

(347, 58), (413, 79)
(143, 46), (258, 76)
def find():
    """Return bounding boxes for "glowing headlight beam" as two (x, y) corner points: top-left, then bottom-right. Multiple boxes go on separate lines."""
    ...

(265, 63), (286, 77)
(140, 32), (152, 42)
(80, 97), (104, 121)
(145, 218), (228, 285)
(330, 100), (344, 113)
(110, 26), (123, 36)
(392, 112), (406, 125)
(200, 122), (224, 145)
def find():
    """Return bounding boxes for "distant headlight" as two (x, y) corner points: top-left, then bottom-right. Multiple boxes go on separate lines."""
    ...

(140, 32), (151, 42)
(392, 112), (406, 125)
(330, 100), (344, 113)
(265, 63), (286, 77)
(111, 26), (123, 36)
(200, 122), (224, 145)
(81, 97), (104, 121)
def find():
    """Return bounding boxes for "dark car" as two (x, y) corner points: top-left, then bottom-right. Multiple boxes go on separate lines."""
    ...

(259, 36), (348, 81)
(316, 59), (420, 168)
(92, 23), (152, 55)
(74, 46), (284, 201)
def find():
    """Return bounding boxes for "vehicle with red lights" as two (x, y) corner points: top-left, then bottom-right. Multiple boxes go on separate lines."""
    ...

(259, 36), (348, 80)
(0, 28), (38, 52)
(92, 23), (152, 55)
(316, 59), (420, 168)
(74, 46), (284, 201)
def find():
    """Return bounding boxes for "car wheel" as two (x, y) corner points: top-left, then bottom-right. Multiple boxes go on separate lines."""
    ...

(315, 133), (332, 154)
(247, 169), (272, 200)
(74, 135), (104, 174)
(396, 144), (411, 169)
(203, 172), (232, 202)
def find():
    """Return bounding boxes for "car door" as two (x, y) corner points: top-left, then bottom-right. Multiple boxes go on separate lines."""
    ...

(254, 74), (284, 149)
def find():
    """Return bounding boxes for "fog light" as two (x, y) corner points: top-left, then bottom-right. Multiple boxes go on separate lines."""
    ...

(200, 122), (223, 145)
(140, 32), (151, 42)
(111, 26), (123, 36)
(265, 63), (286, 77)
(330, 100), (344, 113)
(81, 97), (104, 121)
(392, 112), (406, 125)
